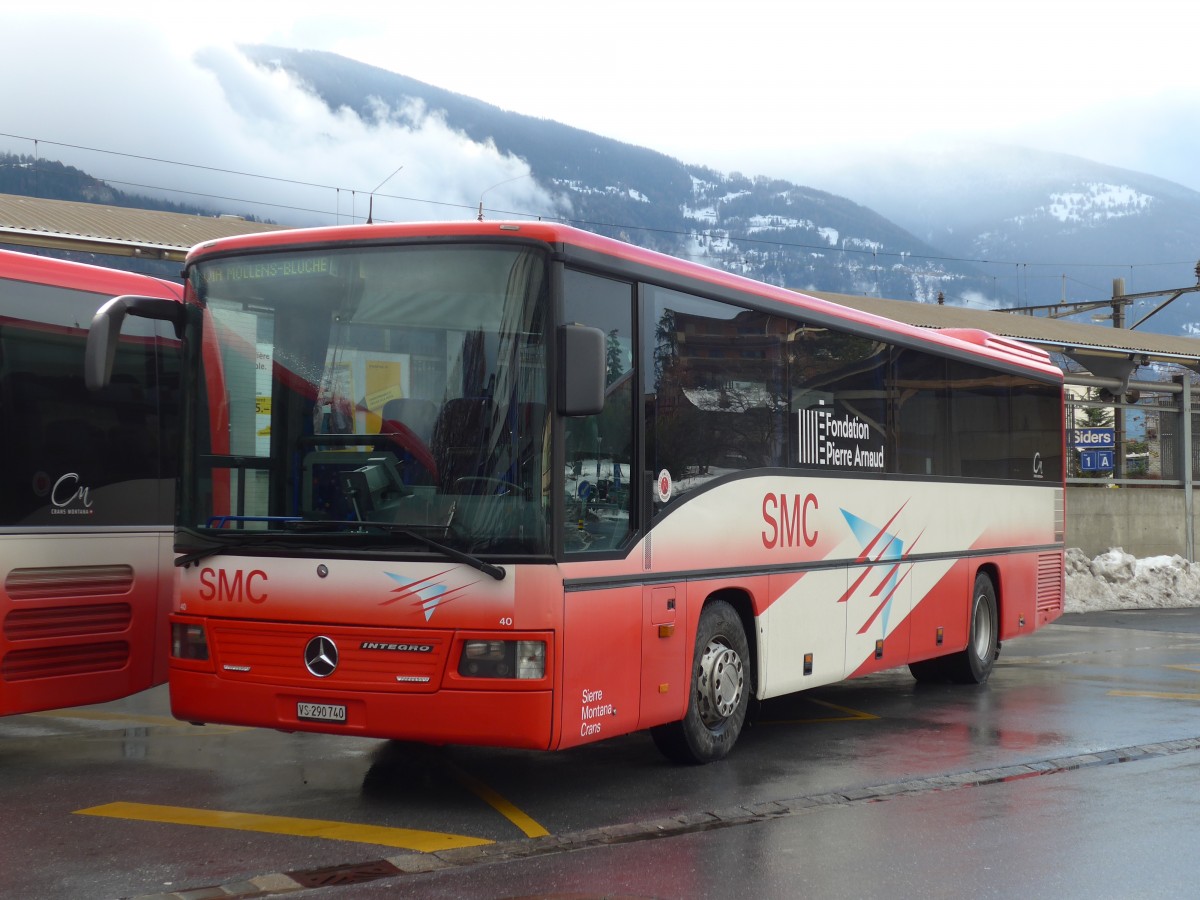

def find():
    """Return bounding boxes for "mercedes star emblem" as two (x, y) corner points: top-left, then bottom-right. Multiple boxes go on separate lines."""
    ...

(304, 635), (339, 677)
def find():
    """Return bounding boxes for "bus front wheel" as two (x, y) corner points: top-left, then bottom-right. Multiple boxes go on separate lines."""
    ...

(909, 572), (998, 685)
(651, 600), (750, 764)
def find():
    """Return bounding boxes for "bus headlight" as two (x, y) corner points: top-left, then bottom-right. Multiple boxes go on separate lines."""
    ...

(516, 640), (546, 679)
(171, 622), (209, 661)
(459, 639), (545, 679)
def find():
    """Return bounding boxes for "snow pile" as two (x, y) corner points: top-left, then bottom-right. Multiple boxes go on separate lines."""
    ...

(1065, 548), (1200, 613)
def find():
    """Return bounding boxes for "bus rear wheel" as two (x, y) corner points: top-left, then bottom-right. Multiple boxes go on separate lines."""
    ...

(909, 572), (998, 685)
(651, 599), (750, 764)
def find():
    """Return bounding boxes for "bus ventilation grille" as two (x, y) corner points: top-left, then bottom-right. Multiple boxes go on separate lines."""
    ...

(5, 565), (135, 600)
(2, 641), (129, 682)
(3, 603), (133, 641)
(1036, 552), (1063, 614)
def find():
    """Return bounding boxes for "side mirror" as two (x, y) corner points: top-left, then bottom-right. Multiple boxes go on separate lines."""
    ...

(558, 324), (606, 416)
(85, 295), (186, 390)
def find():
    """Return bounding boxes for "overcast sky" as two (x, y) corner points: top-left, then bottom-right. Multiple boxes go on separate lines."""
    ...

(5, 1), (1198, 223)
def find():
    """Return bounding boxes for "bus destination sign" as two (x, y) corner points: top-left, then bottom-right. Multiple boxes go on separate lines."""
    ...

(202, 256), (337, 285)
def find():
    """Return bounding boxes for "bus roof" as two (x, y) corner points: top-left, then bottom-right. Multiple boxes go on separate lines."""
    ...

(0, 248), (183, 300)
(185, 220), (1063, 381)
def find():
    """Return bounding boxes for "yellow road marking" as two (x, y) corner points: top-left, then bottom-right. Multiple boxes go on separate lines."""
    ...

(445, 763), (550, 838)
(75, 802), (492, 852)
(1165, 665), (1200, 674)
(1109, 689), (1200, 702)
(761, 697), (880, 725)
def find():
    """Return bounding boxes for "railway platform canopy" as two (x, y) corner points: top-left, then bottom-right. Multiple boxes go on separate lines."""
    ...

(813, 290), (1200, 391)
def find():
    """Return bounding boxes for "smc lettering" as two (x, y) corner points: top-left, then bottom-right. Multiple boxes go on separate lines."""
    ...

(198, 568), (269, 603)
(761, 492), (819, 549)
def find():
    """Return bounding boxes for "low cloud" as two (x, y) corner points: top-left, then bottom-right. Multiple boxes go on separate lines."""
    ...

(3, 17), (565, 225)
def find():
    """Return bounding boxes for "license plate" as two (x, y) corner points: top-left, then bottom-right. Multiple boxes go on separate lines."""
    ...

(297, 702), (346, 723)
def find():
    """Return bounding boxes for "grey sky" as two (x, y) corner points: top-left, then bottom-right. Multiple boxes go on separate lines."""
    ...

(5, 0), (1198, 222)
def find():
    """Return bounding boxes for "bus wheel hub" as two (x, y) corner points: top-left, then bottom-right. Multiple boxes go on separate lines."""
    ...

(697, 640), (743, 726)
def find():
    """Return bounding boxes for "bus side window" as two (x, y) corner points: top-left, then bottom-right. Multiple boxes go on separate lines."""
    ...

(642, 286), (788, 513)
(562, 270), (635, 553)
(787, 326), (889, 472)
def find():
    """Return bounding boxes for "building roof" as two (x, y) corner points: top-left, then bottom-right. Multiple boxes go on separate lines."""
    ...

(0, 192), (285, 262)
(811, 291), (1200, 375)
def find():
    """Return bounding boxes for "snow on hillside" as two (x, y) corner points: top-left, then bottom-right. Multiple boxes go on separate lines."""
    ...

(1066, 548), (1200, 612)
(1009, 182), (1156, 228)
(1046, 183), (1155, 223)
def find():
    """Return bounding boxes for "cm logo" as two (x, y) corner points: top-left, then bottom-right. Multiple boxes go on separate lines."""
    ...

(198, 568), (269, 603)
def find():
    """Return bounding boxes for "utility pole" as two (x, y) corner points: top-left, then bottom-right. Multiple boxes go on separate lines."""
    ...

(1004, 266), (1200, 326)
(1111, 277), (1125, 329)
(1112, 278), (1126, 480)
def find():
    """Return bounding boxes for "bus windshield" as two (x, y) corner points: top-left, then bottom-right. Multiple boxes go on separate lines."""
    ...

(184, 242), (552, 557)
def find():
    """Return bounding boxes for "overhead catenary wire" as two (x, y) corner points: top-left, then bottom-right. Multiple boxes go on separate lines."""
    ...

(1, 131), (1195, 297)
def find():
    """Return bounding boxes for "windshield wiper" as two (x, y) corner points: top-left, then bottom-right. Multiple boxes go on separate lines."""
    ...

(281, 519), (506, 581)
(176, 516), (306, 568)
(175, 537), (294, 568)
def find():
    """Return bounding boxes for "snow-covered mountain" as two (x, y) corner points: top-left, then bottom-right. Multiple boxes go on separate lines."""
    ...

(801, 143), (1200, 333)
(241, 47), (1200, 333)
(238, 46), (1000, 306)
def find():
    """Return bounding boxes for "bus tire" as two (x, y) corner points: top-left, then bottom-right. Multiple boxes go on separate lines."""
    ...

(651, 600), (750, 764)
(909, 572), (998, 685)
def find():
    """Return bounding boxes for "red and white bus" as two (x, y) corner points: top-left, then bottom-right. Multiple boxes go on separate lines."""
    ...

(1, 249), (182, 716)
(87, 221), (1065, 762)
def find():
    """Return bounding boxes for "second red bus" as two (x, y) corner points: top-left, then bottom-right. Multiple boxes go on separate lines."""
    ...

(1, 249), (182, 716)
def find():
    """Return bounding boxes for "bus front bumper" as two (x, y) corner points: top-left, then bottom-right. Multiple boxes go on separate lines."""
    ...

(168, 668), (555, 750)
